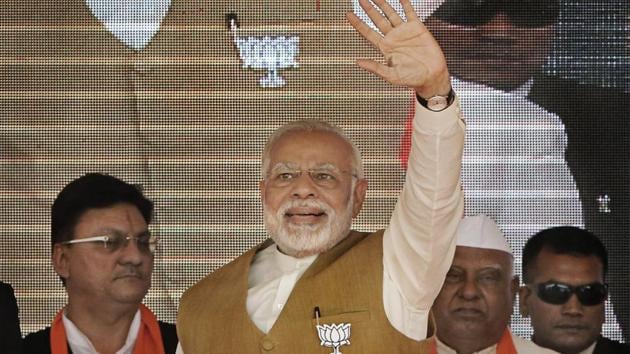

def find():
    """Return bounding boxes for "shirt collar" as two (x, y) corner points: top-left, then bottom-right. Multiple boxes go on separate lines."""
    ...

(509, 78), (534, 98)
(84, 0), (172, 50)
(272, 244), (318, 273)
(62, 308), (141, 354)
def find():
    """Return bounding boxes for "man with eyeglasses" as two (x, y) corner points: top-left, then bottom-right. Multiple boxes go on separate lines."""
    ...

(430, 215), (556, 354)
(519, 226), (630, 354)
(422, 0), (630, 341)
(23, 173), (178, 354)
(176, 0), (465, 352)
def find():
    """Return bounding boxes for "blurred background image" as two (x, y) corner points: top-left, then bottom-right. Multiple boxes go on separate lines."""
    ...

(1, 0), (627, 343)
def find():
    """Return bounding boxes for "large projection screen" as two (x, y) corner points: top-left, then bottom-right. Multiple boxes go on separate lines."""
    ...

(1, 0), (628, 343)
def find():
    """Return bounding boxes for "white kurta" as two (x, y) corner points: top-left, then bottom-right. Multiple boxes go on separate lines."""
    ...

(63, 309), (141, 354)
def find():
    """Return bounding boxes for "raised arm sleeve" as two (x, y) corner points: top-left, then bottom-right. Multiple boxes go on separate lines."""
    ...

(383, 98), (465, 339)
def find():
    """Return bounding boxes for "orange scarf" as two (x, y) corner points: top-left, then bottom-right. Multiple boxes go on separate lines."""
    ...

(50, 304), (165, 354)
(429, 328), (518, 354)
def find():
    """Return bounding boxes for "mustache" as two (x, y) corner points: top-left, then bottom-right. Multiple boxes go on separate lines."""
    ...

(277, 199), (333, 218)
(113, 265), (146, 280)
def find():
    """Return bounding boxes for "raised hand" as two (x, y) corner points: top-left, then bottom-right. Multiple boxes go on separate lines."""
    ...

(346, 0), (451, 99)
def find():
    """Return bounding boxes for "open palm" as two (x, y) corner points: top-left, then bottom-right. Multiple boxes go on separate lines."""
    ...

(347, 0), (451, 98)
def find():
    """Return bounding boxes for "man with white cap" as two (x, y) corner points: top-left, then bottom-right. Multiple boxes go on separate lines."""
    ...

(430, 215), (557, 354)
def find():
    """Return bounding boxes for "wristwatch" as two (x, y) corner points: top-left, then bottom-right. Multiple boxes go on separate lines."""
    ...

(416, 88), (455, 112)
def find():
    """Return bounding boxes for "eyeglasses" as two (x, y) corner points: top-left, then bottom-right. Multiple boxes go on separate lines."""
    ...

(61, 231), (158, 254)
(432, 0), (560, 28)
(533, 282), (608, 306)
(267, 167), (357, 189)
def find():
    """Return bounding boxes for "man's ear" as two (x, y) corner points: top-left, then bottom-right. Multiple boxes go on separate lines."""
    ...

(518, 284), (531, 317)
(352, 179), (368, 218)
(510, 275), (520, 300)
(52, 243), (70, 280)
(259, 180), (267, 204)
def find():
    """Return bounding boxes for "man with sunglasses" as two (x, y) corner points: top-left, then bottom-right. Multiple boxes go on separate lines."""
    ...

(520, 226), (630, 353)
(24, 173), (178, 354)
(431, 215), (556, 354)
(426, 0), (559, 92)
(423, 0), (630, 342)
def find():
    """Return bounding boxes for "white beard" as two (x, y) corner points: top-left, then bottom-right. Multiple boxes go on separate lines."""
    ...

(264, 195), (354, 258)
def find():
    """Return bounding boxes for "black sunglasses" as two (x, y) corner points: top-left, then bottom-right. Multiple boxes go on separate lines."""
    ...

(433, 0), (560, 28)
(534, 282), (608, 306)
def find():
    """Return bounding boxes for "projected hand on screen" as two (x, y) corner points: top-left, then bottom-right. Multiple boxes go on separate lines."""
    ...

(346, 0), (450, 99)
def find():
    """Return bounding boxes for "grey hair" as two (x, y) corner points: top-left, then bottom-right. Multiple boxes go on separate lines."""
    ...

(261, 120), (365, 180)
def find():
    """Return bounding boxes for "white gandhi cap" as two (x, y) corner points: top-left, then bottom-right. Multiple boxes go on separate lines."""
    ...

(456, 215), (512, 255)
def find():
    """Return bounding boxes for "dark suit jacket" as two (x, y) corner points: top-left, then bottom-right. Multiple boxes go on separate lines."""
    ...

(594, 336), (630, 354)
(23, 320), (177, 354)
(529, 74), (630, 340)
(0, 282), (22, 354)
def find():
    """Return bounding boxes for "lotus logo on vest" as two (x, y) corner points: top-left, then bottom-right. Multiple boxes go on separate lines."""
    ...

(316, 323), (351, 354)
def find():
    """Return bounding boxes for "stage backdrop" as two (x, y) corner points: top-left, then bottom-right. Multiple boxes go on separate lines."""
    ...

(0, 0), (628, 342)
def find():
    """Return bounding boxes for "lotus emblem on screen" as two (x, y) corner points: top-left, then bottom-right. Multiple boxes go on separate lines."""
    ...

(229, 15), (299, 88)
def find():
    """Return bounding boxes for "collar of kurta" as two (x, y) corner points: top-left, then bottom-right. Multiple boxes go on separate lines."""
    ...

(50, 304), (165, 354)
(430, 328), (517, 354)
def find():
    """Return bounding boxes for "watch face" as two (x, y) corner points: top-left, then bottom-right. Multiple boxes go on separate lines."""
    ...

(427, 96), (448, 111)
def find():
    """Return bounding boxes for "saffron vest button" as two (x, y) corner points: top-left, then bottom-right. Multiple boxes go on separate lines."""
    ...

(261, 338), (275, 351)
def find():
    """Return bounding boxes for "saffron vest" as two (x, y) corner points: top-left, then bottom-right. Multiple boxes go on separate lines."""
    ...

(178, 230), (434, 353)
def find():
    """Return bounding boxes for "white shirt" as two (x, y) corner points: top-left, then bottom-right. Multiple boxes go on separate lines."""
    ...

(85, 0), (171, 50)
(63, 309), (141, 354)
(246, 246), (317, 333)
(176, 98), (466, 354)
(435, 331), (560, 354)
